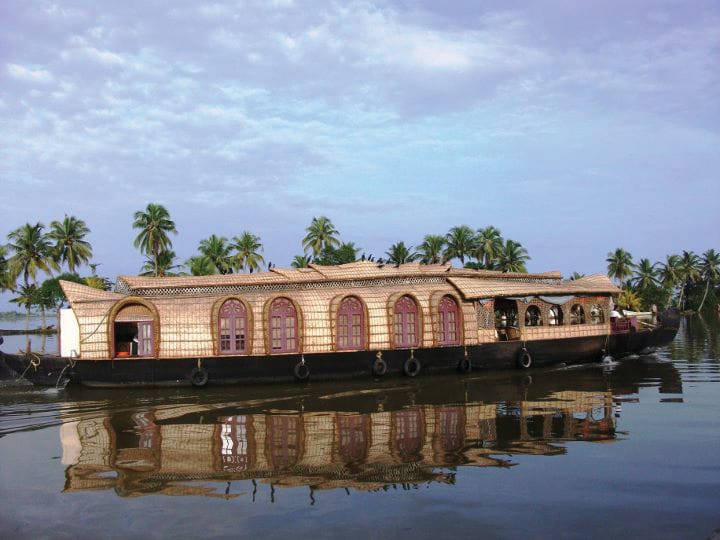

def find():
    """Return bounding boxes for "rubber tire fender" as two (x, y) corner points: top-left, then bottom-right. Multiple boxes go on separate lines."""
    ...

(458, 357), (472, 373)
(517, 349), (532, 369)
(190, 367), (209, 387)
(372, 358), (388, 377)
(294, 361), (310, 381)
(403, 357), (421, 377)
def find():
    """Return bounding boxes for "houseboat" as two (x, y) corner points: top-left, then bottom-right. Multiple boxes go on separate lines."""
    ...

(0, 261), (679, 387)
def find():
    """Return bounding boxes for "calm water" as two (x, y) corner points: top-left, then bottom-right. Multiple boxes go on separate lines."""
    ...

(0, 316), (58, 354)
(1, 316), (718, 539)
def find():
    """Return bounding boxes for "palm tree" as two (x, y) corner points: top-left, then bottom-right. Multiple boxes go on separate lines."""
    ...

(698, 249), (720, 311)
(569, 272), (586, 281)
(0, 245), (13, 292)
(606, 248), (635, 284)
(302, 216), (340, 258)
(496, 239), (530, 273)
(385, 242), (419, 266)
(444, 225), (477, 266)
(291, 255), (312, 269)
(7, 223), (57, 329)
(475, 226), (503, 269)
(618, 287), (642, 312)
(417, 235), (446, 264)
(48, 215), (93, 273)
(632, 258), (658, 292)
(232, 231), (265, 273)
(140, 250), (178, 277)
(10, 284), (39, 349)
(677, 250), (700, 310)
(184, 255), (216, 276)
(198, 235), (233, 275)
(132, 203), (178, 277)
(658, 254), (682, 305)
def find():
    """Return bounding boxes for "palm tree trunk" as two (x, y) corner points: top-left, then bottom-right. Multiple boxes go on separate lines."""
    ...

(677, 283), (685, 311)
(24, 304), (30, 352)
(698, 280), (710, 312)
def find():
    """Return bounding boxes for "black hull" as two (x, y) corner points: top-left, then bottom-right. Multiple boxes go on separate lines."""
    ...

(1, 320), (678, 388)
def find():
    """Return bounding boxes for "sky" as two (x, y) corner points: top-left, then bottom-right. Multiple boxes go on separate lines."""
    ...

(1, 0), (719, 309)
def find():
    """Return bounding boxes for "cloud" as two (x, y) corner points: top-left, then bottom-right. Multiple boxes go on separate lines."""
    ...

(6, 63), (54, 83)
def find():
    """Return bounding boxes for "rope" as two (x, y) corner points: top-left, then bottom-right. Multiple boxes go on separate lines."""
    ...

(15, 352), (42, 382)
(79, 305), (113, 344)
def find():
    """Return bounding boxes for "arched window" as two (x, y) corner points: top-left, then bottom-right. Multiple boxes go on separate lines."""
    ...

(438, 295), (460, 346)
(525, 305), (542, 327)
(112, 303), (155, 358)
(219, 299), (247, 354)
(549, 306), (564, 326)
(269, 298), (298, 353)
(590, 304), (604, 324)
(394, 295), (420, 348)
(570, 304), (586, 325)
(337, 296), (365, 350)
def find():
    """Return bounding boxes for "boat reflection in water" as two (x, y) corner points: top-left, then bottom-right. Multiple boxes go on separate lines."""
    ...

(60, 360), (681, 499)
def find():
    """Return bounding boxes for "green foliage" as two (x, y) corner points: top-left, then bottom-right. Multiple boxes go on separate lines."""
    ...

(0, 244), (13, 292)
(475, 226), (503, 269)
(184, 255), (217, 276)
(385, 241), (419, 265)
(302, 216), (340, 258)
(132, 203), (177, 277)
(38, 273), (86, 309)
(140, 250), (179, 277)
(444, 225), (477, 265)
(637, 282), (671, 311)
(84, 276), (112, 290)
(606, 248), (634, 284)
(6, 222), (57, 287)
(291, 255), (312, 269)
(198, 235), (233, 275)
(313, 242), (360, 265)
(496, 239), (530, 273)
(618, 288), (642, 311)
(232, 231), (265, 273)
(417, 235), (446, 264)
(48, 215), (93, 273)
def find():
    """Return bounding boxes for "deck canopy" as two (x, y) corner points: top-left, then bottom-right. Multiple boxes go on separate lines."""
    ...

(447, 274), (619, 301)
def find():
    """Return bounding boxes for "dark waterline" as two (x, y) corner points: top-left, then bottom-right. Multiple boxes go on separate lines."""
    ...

(0, 316), (718, 539)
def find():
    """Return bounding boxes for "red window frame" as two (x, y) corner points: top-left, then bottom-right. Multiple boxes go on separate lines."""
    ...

(438, 295), (460, 346)
(337, 296), (365, 350)
(269, 298), (298, 353)
(219, 299), (248, 354)
(393, 295), (420, 348)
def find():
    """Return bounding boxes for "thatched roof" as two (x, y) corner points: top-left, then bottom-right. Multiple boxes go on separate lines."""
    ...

(115, 261), (563, 293)
(60, 280), (124, 304)
(448, 274), (619, 299)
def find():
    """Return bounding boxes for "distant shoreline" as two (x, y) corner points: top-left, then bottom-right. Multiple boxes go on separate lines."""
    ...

(0, 327), (57, 335)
